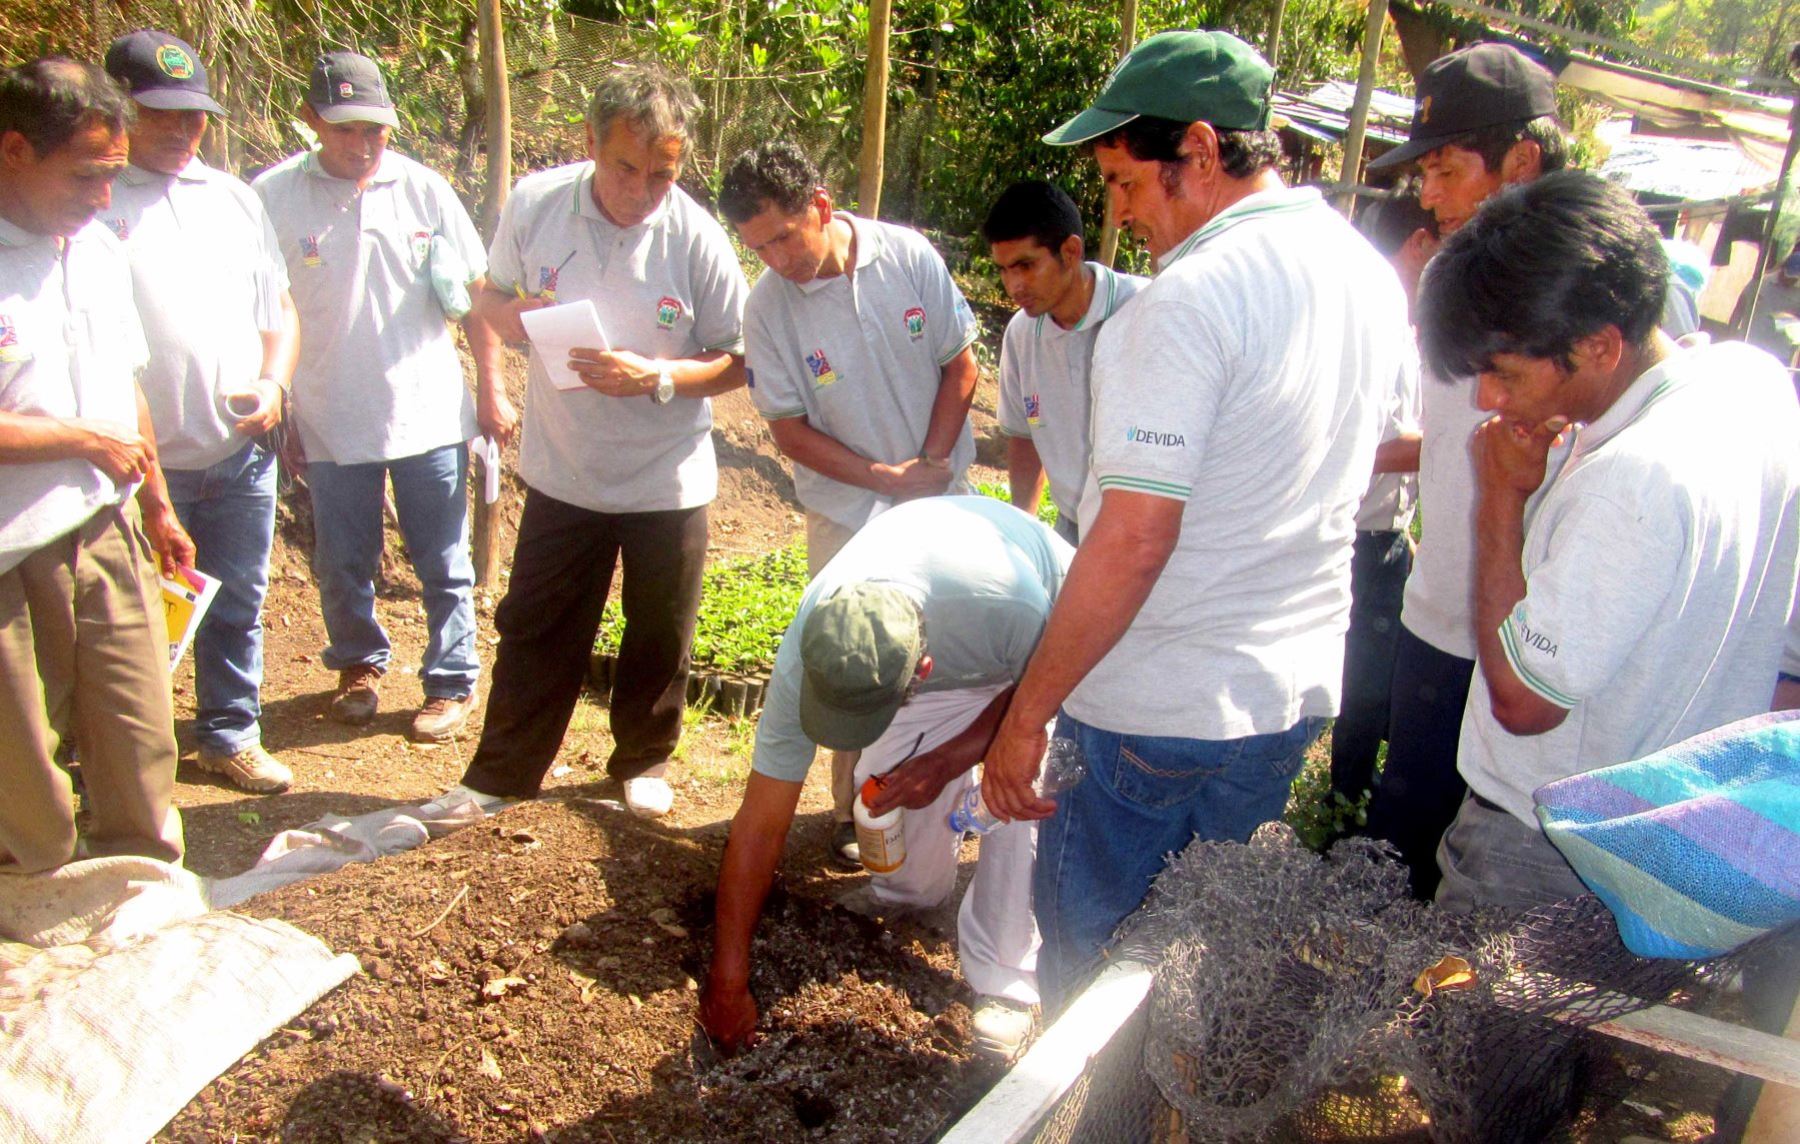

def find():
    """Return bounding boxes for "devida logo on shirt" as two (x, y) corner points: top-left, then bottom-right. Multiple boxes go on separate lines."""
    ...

(805, 348), (838, 386)
(1514, 615), (1560, 658)
(1024, 393), (1042, 426)
(903, 306), (926, 340)
(1124, 425), (1185, 447)
(301, 235), (322, 267)
(656, 296), (683, 329)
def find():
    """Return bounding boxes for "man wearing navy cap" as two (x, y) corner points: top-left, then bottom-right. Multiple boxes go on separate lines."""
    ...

(102, 29), (301, 792)
(255, 52), (502, 744)
(979, 30), (1413, 1010)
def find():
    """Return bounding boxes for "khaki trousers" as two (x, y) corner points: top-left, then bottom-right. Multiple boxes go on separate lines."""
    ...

(0, 503), (184, 874)
(805, 510), (863, 824)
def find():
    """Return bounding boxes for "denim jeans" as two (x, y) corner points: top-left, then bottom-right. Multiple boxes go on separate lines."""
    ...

(1034, 711), (1325, 1014)
(1366, 624), (1474, 899)
(306, 443), (478, 698)
(1329, 529), (1412, 804)
(164, 440), (276, 756)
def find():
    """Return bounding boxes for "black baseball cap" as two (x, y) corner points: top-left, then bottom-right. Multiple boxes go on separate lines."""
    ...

(104, 30), (226, 115)
(1368, 42), (1557, 171)
(306, 51), (399, 129)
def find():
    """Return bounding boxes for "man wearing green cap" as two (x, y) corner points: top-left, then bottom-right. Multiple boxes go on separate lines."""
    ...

(700, 495), (1073, 1061)
(979, 29), (1414, 1010)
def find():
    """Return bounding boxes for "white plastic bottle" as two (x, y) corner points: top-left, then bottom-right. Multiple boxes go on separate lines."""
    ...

(854, 777), (906, 873)
(949, 737), (1087, 835)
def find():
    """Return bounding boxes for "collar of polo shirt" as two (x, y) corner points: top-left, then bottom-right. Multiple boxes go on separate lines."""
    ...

(0, 213), (52, 249)
(302, 149), (400, 185)
(121, 155), (208, 185)
(573, 160), (672, 231)
(794, 211), (884, 296)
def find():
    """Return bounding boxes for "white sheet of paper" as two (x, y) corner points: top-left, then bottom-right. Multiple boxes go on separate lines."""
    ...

(520, 299), (610, 391)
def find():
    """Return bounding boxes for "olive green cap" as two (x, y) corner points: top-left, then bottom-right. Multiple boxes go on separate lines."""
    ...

(1045, 29), (1274, 146)
(798, 583), (923, 751)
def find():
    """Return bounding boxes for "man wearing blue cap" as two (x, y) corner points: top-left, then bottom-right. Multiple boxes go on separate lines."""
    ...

(979, 30), (1414, 1010)
(102, 29), (301, 793)
(255, 52), (501, 744)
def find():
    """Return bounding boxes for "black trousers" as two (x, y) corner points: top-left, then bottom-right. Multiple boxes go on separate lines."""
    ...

(462, 488), (707, 798)
(1329, 528), (1412, 804)
(1364, 623), (1473, 899)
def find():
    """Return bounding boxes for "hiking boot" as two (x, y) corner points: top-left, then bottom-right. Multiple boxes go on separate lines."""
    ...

(829, 820), (861, 870)
(329, 664), (383, 725)
(623, 775), (674, 818)
(970, 996), (1035, 1062)
(197, 742), (293, 794)
(410, 689), (477, 743)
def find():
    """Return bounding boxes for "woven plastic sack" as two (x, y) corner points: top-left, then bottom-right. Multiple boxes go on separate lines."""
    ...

(1535, 709), (1800, 958)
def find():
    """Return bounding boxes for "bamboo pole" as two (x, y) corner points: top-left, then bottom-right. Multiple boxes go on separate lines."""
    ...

(473, 0), (512, 590)
(1097, 0), (1140, 268)
(1337, 0), (1390, 219)
(1266, 0), (1288, 69)
(858, 0), (893, 218)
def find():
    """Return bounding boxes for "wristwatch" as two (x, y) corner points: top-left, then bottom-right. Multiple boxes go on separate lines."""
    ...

(651, 361), (675, 405)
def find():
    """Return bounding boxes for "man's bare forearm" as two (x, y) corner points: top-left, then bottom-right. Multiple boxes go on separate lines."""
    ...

(1006, 436), (1047, 517)
(708, 774), (804, 989)
(920, 346), (978, 461)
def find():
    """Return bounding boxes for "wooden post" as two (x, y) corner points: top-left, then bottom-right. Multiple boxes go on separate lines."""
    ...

(1337, 0), (1391, 218)
(473, 0), (512, 590)
(1737, 51), (1800, 340)
(857, 0), (893, 218)
(1096, 0), (1140, 268)
(1266, 0), (1288, 69)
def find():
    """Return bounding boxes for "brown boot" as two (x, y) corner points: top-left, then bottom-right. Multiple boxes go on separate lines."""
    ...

(329, 664), (383, 725)
(410, 689), (477, 743)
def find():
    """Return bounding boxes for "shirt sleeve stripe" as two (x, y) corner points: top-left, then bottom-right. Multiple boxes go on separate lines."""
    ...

(937, 327), (979, 367)
(1096, 474), (1192, 500)
(1499, 615), (1579, 709)
(759, 406), (808, 420)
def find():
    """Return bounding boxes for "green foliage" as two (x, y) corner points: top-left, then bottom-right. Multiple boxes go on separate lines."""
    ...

(973, 479), (1060, 528)
(1283, 729), (1373, 851)
(595, 542), (809, 675)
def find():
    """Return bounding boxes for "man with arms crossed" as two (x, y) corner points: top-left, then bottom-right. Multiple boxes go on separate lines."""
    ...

(101, 29), (301, 792)
(982, 179), (1144, 544)
(980, 31), (1412, 1010)
(0, 59), (190, 873)
(719, 140), (981, 867)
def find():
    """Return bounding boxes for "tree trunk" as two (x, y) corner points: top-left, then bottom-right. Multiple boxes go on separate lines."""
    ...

(857, 0), (894, 218)
(1389, 1), (1452, 81)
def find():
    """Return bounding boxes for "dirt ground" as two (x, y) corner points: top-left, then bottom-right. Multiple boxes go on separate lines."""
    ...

(147, 347), (1741, 1141)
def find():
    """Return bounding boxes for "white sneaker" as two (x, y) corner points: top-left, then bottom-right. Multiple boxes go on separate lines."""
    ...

(623, 775), (674, 818)
(970, 996), (1035, 1062)
(417, 783), (516, 817)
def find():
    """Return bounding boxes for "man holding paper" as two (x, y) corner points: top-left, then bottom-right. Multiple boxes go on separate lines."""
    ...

(100, 29), (300, 792)
(437, 61), (748, 820)
(254, 51), (502, 745)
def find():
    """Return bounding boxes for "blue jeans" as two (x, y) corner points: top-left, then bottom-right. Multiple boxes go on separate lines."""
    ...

(164, 441), (276, 756)
(1034, 712), (1325, 1014)
(306, 443), (478, 698)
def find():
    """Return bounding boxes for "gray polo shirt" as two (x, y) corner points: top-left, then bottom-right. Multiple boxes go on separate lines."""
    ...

(753, 495), (1073, 783)
(0, 217), (147, 574)
(997, 262), (1144, 525)
(102, 158), (289, 472)
(486, 163), (748, 512)
(253, 149), (486, 465)
(744, 213), (980, 530)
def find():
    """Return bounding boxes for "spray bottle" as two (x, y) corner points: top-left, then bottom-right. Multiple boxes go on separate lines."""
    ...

(854, 776), (906, 873)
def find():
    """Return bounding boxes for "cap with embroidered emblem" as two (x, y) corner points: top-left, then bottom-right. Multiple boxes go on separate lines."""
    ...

(1368, 42), (1557, 171)
(104, 29), (226, 115)
(306, 51), (399, 129)
(1044, 30), (1274, 147)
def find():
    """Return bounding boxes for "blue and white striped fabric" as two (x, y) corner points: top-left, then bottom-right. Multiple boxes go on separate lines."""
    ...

(1534, 710), (1800, 959)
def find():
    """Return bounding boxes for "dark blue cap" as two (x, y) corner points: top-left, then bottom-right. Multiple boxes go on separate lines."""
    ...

(306, 52), (398, 129)
(105, 29), (225, 115)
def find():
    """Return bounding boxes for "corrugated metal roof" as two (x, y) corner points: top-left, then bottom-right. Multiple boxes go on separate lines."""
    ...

(1598, 133), (1774, 201)
(1272, 82), (1413, 146)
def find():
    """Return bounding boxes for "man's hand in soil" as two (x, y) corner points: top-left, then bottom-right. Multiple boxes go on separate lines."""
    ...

(704, 772), (804, 1056)
(699, 978), (760, 1056)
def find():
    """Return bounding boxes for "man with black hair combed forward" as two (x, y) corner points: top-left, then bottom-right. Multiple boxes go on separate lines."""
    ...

(981, 180), (1144, 545)
(1413, 171), (1800, 914)
(0, 58), (191, 873)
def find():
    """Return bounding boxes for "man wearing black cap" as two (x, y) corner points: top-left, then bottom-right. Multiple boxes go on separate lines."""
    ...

(978, 30), (1413, 1010)
(1356, 43), (1568, 898)
(101, 29), (301, 793)
(700, 496), (1073, 1060)
(254, 52), (501, 744)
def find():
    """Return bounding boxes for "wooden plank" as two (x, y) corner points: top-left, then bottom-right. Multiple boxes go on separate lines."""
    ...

(940, 956), (1154, 1144)
(1591, 1004), (1800, 1090)
(856, 0), (892, 219)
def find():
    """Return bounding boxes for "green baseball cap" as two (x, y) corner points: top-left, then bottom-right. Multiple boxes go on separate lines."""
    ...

(1045, 29), (1274, 147)
(798, 583), (923, 751)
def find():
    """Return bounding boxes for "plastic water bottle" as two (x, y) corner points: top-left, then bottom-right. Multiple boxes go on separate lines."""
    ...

(948, 738), (1086, 835)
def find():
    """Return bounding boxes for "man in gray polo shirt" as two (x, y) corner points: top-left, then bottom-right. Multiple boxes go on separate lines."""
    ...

(0, 58), (189, 873)
(981, 179), (1144, 544)
(254, 52), (499, 744)
(101, 29), (300, 793)
(719, 140), (981, 865)
(438, 62), (747, 820)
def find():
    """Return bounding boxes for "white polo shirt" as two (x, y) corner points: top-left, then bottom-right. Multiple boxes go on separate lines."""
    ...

(745, 213), (980, 530)
(1459, 339), (1800, 824)
(1066, 186), (1412, 740)
(486, 163), (747, 512)
(1353, 340), (1420, 534)
(996, 262), (1145, 526)
(0, 217), (147, 575)
(101, 158), (289, 472)
(253, 149), (486, 465)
